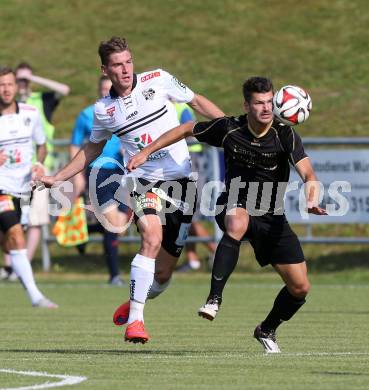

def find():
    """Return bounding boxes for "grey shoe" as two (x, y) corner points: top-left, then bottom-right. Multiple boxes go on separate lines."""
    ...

(33, 298), (59, 309)
(109, 276), (124, 286)
(253, 324), (281, 353)
(175, 263), (198, 273)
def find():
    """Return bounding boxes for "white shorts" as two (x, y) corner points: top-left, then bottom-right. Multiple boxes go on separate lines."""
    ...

(22, 187), (50, 226)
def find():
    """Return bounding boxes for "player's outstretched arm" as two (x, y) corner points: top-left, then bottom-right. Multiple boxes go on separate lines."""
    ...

(127, 121), (195, 171)
(189, 94), (225, 119)
(295, 157), (327, 215)
(38, 140), (106, 187)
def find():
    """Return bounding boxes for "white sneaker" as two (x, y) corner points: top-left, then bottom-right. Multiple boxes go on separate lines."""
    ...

(0, 268), (9, 280)
(0, 268), (18, 282)
(7, 272), (18, 282)
(253, 324), (281, 353)
(33, 298), (59, 309)
(198, 296), (222, 321)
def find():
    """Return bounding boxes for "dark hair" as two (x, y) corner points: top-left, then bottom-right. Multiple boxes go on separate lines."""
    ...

(98, 36), (130, 65)
(16, 62), (33, 72)
(242, 77), (274, 103)
(0, 66), (15, 77)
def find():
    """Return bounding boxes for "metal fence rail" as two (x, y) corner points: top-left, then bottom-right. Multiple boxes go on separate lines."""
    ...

(38, 137), (369, 271)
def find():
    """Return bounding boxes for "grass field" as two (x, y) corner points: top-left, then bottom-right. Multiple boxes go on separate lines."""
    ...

(1, 274), (369, 389)
(1, 1), (369, 388)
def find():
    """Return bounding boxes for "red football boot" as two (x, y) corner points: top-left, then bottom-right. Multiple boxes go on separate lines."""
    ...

(124, 320), (150, 344)
(113, 301), (130, 326)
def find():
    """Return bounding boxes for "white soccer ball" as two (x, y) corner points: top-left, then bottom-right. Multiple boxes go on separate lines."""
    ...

(273, 85), (312, 126)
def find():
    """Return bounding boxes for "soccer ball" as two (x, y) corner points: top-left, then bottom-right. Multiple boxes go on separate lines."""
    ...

(273, 85), (312, 126)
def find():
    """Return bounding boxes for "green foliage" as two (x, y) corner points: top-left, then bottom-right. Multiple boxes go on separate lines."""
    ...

(1, 0), (368, 136)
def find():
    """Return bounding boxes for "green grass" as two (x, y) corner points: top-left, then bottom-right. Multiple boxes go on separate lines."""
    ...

(1, 274), (369, 389)
(1, 0), (369, 136)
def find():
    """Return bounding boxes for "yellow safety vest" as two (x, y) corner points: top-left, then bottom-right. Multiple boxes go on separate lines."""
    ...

(26, 92), (55, 170)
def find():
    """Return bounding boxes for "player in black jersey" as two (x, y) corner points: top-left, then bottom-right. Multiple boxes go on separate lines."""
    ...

(126, 76), (326, 353)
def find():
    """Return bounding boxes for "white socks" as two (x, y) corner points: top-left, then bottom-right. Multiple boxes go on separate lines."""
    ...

(10, 249), (44, 305)
(147, 278), (171, 299)
(128, 254), (155, 324)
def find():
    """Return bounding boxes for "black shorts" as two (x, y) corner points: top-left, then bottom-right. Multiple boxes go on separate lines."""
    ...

(216, 204), (305, 267)
(131, 178), (197, 258)
(0, 194), (22, 233)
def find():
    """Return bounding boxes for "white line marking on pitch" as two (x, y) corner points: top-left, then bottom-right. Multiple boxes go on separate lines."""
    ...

(0, 369), (87, 390)
(274, 352), (369, 357)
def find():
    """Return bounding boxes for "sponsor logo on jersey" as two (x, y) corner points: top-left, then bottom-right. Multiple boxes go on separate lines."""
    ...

(141, 71), (160, 82)
(126, 110), (138, 120)
(134, 133), (168, 161)
(134, 133), (153, 150)
(23, 117), (31, 127)
(147, 151), (168, 161)
(142, 88), (155, 100)
(106, 106), (116, 117)
(8, 149), (22, 164)
(122, 95), (134, 109)
(171, 76), (187, 91)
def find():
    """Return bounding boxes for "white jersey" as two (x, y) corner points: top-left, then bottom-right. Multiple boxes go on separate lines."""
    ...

(90, 69), (195, 181)
(0, 102), (46, 194)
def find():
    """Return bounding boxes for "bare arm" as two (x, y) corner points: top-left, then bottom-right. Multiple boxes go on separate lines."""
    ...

(36, 143), (47, 164)
(69, 144), (87, 198)
(295, 157), (327, 215)
(30, 75), (70, 97)
(0, 150), (6, 166)
(39, 141), (105, 187)
(31, 143), (47, 179)
(188, 94), (224, 119)
(127, 121), (195, 171)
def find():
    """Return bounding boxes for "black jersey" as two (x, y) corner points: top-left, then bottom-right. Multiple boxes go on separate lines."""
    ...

(193, 114), (307, 213)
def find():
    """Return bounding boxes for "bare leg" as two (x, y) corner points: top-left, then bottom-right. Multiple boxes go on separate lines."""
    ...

(26, 226), (42, 262)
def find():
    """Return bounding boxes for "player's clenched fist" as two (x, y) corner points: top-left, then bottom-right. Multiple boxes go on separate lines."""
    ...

(127, 151), (149, 172)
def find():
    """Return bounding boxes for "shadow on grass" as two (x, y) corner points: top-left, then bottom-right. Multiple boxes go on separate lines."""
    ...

(309, 249), (369, 272)
(0, 349), (227, 356)
(313, 371), (369, 377)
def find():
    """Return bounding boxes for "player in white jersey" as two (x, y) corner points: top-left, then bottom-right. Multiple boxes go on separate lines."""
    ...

(38, 36), (224, 343)
(0, 67), (58, 308)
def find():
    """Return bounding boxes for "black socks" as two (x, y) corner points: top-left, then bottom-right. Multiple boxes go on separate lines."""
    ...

(209, 233), (241, 298)
(261, 286), (306, 332)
